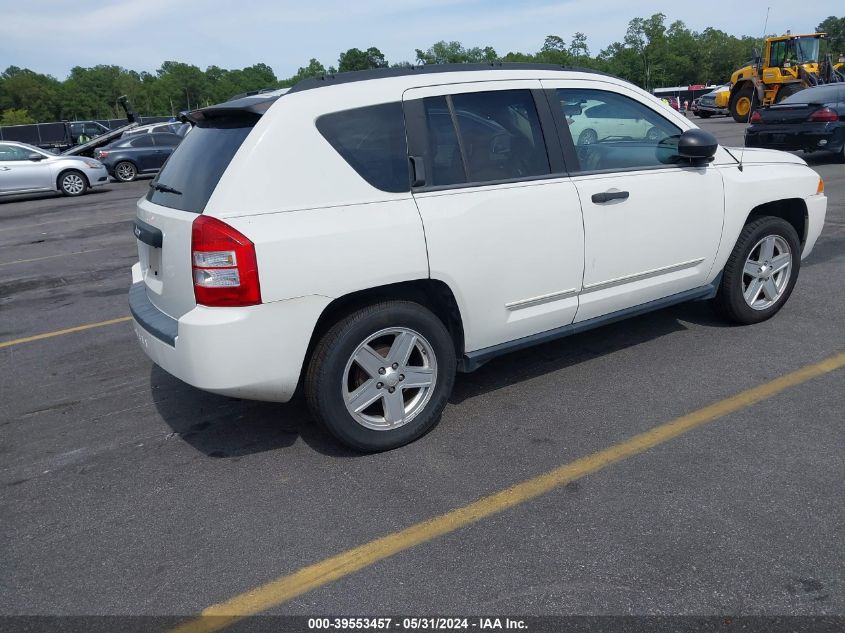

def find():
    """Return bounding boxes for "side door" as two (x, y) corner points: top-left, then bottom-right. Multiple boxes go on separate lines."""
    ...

(129, 134), (156, 171)
(151, 134), (180, 168)
(403, 81), (585, 354)
(542, 80), (725, 323)
(0, 143), (52, 192)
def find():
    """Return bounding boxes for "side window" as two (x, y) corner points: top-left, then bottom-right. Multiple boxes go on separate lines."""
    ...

(153, 134), (180, 147)
(0, 144), (30, 161)
(451, 90), (550, 183)
(316, 102), (409, 193)
(769, 40), (786, 67)
(557, 88), (682, 173)
(422, 96), (466, 187)
(131, 135), (155, 148)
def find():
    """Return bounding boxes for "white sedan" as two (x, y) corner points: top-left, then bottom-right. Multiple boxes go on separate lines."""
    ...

(566, 98), (664, 145)
(0, 141), (110, 197)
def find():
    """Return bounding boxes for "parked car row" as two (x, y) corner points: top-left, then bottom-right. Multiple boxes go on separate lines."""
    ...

(0, 126), (188, 197)
(0, 141), (109, 197)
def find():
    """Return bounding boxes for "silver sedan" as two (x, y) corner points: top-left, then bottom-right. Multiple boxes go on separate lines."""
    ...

(0, 141), (110, 198)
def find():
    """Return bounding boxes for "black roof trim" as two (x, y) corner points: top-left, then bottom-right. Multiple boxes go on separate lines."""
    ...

(225, 88), (283, 102)
(184, 64), (617, 123)
(287, 63), (616, 94)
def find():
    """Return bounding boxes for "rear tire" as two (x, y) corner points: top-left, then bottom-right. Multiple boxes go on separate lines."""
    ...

(729, 85), (756, 123)
(58, 170), (88, 197)
(305, 301), (456, 452)
(114, 161), (137, 182)
(713, 216), (801, 324)
(775, 84), (801, 103)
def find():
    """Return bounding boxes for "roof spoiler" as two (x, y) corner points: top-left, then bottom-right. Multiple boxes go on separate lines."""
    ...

(183, 89), (289, 124)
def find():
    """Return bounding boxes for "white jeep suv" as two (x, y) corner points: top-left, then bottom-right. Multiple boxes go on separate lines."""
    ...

(129, 64), (827, 451)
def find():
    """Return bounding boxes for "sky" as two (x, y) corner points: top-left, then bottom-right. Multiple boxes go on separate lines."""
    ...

(0, 0), (840, 80)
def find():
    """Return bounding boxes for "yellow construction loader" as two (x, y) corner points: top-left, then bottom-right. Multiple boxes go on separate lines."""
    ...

(728, 32), (844, 122)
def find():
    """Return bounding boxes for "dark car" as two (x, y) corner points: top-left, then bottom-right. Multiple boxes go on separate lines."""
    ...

(745, 84), (845, 161)
(94, 132), (182, 182)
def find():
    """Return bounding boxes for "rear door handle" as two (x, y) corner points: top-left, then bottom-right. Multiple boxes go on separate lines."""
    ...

(591, 190), (629, 204)
(408, 155), (426, 188)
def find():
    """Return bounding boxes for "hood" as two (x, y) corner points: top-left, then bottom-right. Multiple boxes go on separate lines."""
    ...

(703, 86), (730, 98)
(725, 147), (807, 166)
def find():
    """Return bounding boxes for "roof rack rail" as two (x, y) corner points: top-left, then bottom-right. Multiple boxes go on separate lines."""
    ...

(287, 62), (616, 94)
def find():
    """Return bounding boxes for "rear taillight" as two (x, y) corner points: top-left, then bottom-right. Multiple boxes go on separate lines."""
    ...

(749, 111), (762, 123)
(191, 215), (261, 307)
(809, 108), (839, 122)
(97, 151), (108, 158)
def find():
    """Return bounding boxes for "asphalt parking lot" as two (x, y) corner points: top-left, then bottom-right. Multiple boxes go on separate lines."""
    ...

(1, 118), (844, 629)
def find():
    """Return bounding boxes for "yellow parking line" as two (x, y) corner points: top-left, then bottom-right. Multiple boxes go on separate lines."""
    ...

(169, 351), (845, 633)
(0, 316), (132, 349)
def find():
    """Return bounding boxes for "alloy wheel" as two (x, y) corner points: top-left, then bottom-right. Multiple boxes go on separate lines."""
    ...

(742, 235), (792, 310)
(62, 174), (85, 195)
(342, 327), (438, 431)
(116, 163), (136, 181)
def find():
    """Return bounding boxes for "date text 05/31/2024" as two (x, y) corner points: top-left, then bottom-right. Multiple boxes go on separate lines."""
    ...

(307, 617), (528, 630)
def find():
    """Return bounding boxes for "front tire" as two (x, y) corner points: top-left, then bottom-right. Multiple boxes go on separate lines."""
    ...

(729, 85), (755, 123)
(58, 170), (88, 197)
(305, 301), (456, 452)
(713, 216), (801, 324)
(577, 129), (598, 145)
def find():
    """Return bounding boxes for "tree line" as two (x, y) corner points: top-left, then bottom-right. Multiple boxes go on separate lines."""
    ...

(1, 13), (842, 125)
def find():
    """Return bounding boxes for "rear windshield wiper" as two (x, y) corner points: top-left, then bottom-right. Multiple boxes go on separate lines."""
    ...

(150, 181), (182, 195)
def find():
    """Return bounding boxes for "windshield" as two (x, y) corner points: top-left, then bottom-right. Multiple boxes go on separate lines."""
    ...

(146, 117), (255, 213)
(794, 37), (820, 63)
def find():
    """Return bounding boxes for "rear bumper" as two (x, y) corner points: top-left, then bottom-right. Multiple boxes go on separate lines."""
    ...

(129, 271), (331, 402)
(746, 124), (845, 153)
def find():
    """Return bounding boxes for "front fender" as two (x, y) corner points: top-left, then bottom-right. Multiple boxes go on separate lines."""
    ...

(710, 162), (825, 280)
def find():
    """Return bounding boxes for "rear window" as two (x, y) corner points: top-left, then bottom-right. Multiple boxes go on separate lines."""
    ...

(147, 118), (255, 212)
(781, 86), (841, 105)
(316, 102), (409, 193)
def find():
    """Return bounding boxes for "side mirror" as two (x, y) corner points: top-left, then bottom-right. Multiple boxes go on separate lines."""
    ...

(27, 153), (45, 161)
(677, 129), (717, 164)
